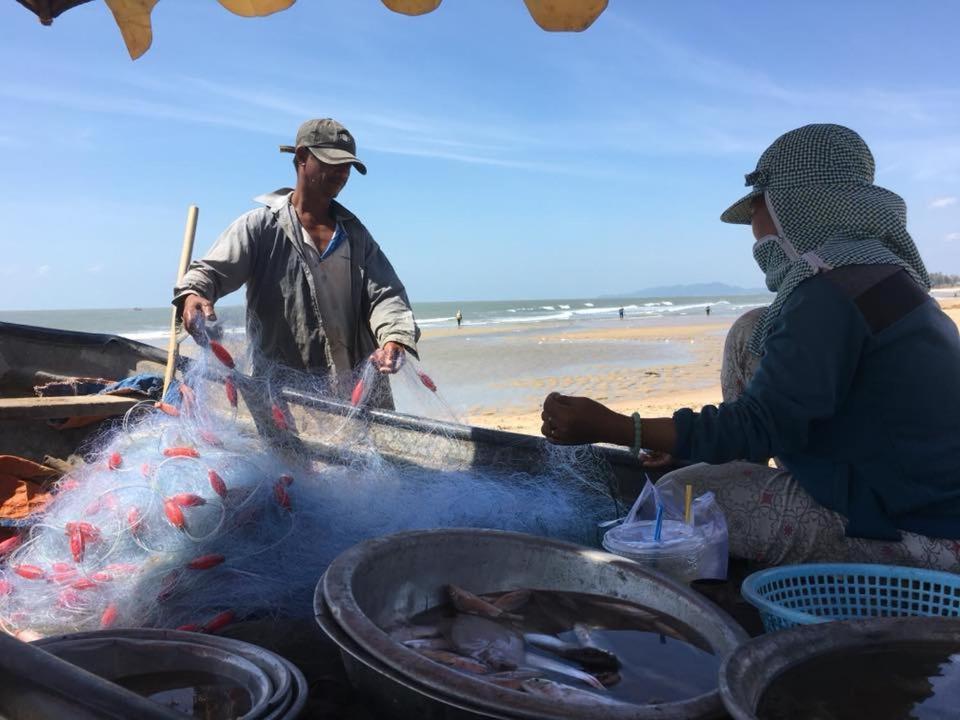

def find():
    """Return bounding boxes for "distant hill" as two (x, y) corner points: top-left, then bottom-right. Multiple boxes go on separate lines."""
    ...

(617, 282), (769, 298)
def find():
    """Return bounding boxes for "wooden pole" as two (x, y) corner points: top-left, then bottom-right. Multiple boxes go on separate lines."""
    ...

(162, 205), (199, 399)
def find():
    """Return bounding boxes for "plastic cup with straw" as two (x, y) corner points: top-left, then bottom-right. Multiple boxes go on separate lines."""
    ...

(651, 502), (665, 578)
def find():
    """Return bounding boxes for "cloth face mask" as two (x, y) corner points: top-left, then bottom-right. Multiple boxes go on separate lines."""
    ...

(753, 234), (795, 292)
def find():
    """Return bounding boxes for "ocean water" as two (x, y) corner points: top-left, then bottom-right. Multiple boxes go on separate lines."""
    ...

(0, 294), (771, 348)
(0, 295), (769, 417)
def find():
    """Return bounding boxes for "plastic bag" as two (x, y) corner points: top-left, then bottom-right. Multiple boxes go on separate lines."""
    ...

(602, 476), (728, 581)
(656, 474), (729, 580)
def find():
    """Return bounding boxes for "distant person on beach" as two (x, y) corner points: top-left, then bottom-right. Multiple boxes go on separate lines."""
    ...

(618, 307), (624, 319)
(456, 309), (463, 328)
(705, 305), (711, 316)
(174, 119), (419, 403)
(541, 124), (960, 572)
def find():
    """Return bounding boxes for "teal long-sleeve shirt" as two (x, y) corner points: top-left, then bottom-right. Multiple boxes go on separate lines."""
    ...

(673, 266), (960, 541)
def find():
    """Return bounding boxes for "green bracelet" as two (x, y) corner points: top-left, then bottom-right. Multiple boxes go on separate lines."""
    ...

(630, 412), (643, 457)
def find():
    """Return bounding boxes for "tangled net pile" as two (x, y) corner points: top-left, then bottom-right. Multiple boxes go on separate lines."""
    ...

(0, 333), (619, 638)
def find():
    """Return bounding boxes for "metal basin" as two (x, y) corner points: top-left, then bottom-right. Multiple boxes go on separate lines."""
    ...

(719, 616), (960, 720)
(36, 629), (308, 720)
(316, 595), (511, 719)
(318, 528), (749, 720)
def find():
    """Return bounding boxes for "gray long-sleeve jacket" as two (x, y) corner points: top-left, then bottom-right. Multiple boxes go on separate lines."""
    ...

(173, 189), (419, 387)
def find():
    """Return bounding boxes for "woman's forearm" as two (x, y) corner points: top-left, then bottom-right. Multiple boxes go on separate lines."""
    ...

(602, 412), (677, 455)
(641, 417), (677, 455)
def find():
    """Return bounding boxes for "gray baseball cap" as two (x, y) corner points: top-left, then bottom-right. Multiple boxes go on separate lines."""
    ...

(280, 118), (367, 175)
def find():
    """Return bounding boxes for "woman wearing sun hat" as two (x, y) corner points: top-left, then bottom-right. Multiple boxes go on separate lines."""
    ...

(541, 124), (960, 570)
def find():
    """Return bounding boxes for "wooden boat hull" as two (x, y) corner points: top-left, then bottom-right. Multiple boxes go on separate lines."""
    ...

(0, 320), (650, 502)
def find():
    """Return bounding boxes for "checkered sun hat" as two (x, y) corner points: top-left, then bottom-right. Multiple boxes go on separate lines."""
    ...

(720, 124), (931, 354)
(721, 124), (876, 224)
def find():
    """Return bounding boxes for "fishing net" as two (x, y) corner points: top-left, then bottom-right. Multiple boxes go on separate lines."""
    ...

(0, 330), (620, 638)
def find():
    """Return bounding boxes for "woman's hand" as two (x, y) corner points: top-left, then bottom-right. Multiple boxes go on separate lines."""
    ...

(639, 450), (674, 468)
(541, 394), (680, 457)
(540, 392), (632, 446)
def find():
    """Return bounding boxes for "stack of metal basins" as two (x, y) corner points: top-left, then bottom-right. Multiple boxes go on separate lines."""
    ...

(30, 628), (308, 719)
(315, 528), (749, 720)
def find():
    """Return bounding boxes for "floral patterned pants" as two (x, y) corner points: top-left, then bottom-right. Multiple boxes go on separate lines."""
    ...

(657, 309), (960, 572)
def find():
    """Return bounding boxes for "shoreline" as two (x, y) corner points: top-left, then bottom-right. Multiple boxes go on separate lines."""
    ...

(447, 317), (733, 436)
(2, 297), (955, 441)
(456, 298), (960, 437)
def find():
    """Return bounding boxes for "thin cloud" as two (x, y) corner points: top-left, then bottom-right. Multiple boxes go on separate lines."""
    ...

(588, 13), (960, 175)
(6, 12), (960, 184)
(182, 77), (546, 160)
(0, 83), (279, 137)
(35, 265), (50, 277)
(602, 13), (798, 104)
(1, 75), (562, 172)
(946, 232), (960, 242)
(874, 137), (960, 183)
(605, 12), (960, 122)
(930, 196), (958, 209)
(363, 142), (578, 175)
(87, 264), (104, 274)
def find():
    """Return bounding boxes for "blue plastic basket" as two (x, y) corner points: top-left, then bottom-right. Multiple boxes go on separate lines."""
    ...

(741, 563), (960, 632)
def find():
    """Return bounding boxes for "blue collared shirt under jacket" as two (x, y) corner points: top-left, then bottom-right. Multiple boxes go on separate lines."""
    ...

(673, 266), (960, 541)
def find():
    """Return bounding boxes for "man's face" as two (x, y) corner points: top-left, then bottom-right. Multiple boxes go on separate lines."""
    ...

(302, 152), (351, 198)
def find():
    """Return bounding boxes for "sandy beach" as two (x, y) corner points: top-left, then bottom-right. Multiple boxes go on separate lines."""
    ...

(417, 297), (960, 438)
(3, 292), (954, 443)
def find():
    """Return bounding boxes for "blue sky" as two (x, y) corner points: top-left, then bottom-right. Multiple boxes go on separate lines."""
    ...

(1, 0), (958, 310)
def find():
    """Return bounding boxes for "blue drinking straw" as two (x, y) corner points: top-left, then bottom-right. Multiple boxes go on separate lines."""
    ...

(653, 503), (665, 542)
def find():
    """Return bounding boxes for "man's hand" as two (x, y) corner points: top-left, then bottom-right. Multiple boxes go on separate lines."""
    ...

(181, 293), (217, 340)
(540, 392), (631, 446)
(370, 341), (406, 374)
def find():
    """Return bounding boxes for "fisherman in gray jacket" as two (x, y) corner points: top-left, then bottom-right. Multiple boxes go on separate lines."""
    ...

(174, 119), (420, 402)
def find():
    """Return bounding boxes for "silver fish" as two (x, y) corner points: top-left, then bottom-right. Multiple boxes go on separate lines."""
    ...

(419, 648), (490, 675)
(573, 622), (600, 648)
(485, 670), (543, 691)
(388, 623), (443, 643)
(402, 637), (452, 651)
(524, 632), (620, 671)
(448, 615), (525, 670)
(523, 652), (605, 690)
(520, 678), (625, 706)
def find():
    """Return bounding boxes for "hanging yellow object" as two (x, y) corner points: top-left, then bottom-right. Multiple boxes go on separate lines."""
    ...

(522, 0), (608, 32)
(27, 0), (611, 61)
(380, 0), (442, 16)
(103, 0), (159, 60)
(102, 0), (296, 59)
(216, 0), (296, 17)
